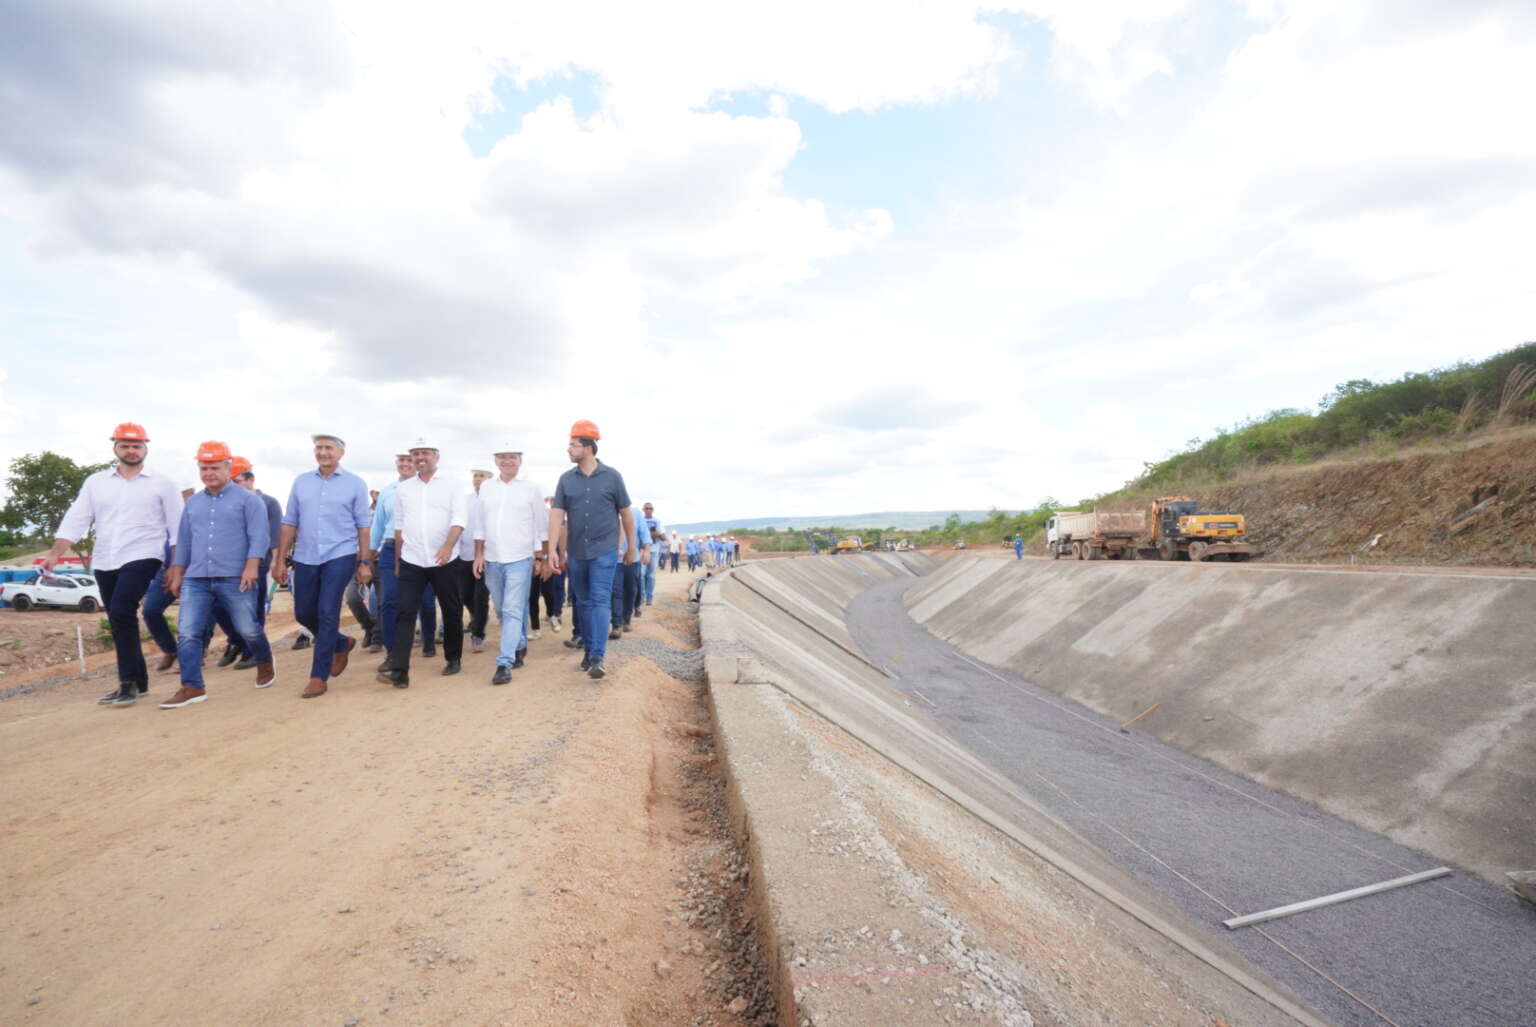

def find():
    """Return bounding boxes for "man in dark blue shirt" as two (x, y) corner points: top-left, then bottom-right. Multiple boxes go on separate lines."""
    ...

(162, 441), (276, 708)
(548, 419), (635, 680)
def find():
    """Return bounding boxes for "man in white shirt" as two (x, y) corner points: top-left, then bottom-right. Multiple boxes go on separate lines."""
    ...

(457, 469), (493, 653)
(378, 439), (467, 687)
(473, 445), (548, 685)
(44, 422), (184, 706)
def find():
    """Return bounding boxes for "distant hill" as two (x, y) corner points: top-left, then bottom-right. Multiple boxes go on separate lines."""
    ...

(667, 510), (1014, 536)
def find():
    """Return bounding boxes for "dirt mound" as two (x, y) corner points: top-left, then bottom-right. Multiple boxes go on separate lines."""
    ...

(1203, 429), (1536, 566)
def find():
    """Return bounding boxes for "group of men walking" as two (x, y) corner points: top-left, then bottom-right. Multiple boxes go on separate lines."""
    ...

(47, 418), (677, 707)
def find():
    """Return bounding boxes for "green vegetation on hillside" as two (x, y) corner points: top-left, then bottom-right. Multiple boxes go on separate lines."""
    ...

(1125, 342), (1536, 496)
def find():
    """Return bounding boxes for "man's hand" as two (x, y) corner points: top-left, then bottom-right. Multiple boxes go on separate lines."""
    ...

(240, 564), (259, 592)
(271, 562), (289, 586)
(624, 547), (638, 566)
(548, 553), (563, 575)
(434, 544), (455, 566)
(356, 561), (374, 586)
(165, 566), (184, 598)
(472, 555), (485, 579)
(537, 560), (552, 581)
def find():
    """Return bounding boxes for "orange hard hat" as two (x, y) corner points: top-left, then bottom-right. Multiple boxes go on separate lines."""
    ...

(110, 422), (149, 442)
(569, 419), (601, 440)
(195, 440), (233, 463)
(229, 456), (253, 477)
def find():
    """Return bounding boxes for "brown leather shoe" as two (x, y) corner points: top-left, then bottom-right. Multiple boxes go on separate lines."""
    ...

(255, 662), (276, 689)
(154, 652), (177, 673)
(302, 677), (328, 699)
(330, 634), (356, 677)
(159, 686), (206, 709)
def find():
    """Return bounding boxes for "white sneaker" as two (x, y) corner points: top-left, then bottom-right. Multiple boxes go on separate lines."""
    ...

(551, 616), (562, 633)
(529, 628), (542, 640)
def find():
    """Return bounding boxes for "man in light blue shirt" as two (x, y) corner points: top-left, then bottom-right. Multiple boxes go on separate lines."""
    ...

(273, 434), (373, 699)
(610, 510), (650, 635)
(162, 440), (275, 708)
(639, 503), (664, 606)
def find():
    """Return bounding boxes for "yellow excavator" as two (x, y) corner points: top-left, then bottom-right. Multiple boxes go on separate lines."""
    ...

(830, 537), (863, 555)
(1145, 496), (1259, 562)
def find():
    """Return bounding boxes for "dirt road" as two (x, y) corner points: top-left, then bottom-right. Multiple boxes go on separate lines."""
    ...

(0, 568), (771, 1026)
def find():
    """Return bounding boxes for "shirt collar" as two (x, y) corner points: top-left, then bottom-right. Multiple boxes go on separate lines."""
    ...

(309, 465), (349, 479)
(112, 465), (159, 480)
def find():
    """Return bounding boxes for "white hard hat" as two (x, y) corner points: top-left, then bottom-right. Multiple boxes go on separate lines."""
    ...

(492, 443), (524, 455)
(406, 436), (438, 452)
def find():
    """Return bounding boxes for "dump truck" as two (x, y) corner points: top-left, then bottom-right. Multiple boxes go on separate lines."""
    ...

(1046, 498), (1260, 562)
(1045, 510), (1145, 560)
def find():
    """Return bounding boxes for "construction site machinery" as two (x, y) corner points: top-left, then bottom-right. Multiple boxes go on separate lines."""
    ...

(1045, 510), (1145, 561)
(1144, 496), (1259, 562)
(830, 537), (863, 556)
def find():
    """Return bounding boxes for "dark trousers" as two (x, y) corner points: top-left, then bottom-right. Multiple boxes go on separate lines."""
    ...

(389, 559), (463, 672)
(293, 555), (357, 683)
(141, 562), (178, 654)
(345, 580), (375, 641)
(377, 541), (438, 651)
(610, 560), (641, 627)
(95, 557), (162, 688)
(528, 568), (565, 628)
(452, 558), (490, 638)
(669, 552), (679, 572)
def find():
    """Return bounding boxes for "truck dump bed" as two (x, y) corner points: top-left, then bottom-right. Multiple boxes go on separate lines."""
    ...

(1056, 510), (1145, 538)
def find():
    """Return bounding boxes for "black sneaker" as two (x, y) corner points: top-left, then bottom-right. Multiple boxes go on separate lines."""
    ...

(441, 660), (461, 676)
(379, 668), (409, 688)
(512, 648), (526, 669)
(366, 640), (383, 653)
(491, 666), (511, 685)
(234, 654), (257, 671)
(608, 628), (622, 640)
(293, 635), (311, 651)
(563, 637), (583, 649)
(111, 690), (139, 707)
(422, 644), (437, 658)
(99, 685), (131, 705)
(216, 644), (240, 668)
(579, 655), (592, 672)
(587, 661), (606, 680)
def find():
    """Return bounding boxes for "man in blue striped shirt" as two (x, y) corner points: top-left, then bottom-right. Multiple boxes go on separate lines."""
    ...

(272, 434), (373, 700)
(162, 441), (276, 708)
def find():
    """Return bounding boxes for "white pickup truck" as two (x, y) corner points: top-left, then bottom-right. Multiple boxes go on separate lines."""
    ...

(0, 574), (104, 612)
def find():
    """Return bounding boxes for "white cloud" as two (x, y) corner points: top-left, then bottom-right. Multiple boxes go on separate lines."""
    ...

(3, 0), (1534, 521)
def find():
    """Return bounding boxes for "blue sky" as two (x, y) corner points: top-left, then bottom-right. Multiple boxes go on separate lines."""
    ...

(2, 2), (1534, 518)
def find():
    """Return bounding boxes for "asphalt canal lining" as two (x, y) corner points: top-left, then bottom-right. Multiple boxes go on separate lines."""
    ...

(846, 576), (1536, 1027)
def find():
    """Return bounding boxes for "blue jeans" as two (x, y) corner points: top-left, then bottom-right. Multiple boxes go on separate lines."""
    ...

(141, 562), (178, 655)
(176, 577), (272, 690)
(484, 558), (533, 668)
(215, 560), (270, 655)
(640, 557), (656, 600)
(568, 550), (619, 661)
(376, 541), (437, 651)
(293, 555), (356, 682)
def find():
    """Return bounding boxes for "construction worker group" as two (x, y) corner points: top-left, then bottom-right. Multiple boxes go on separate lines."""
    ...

(43, 420), (709, 709)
